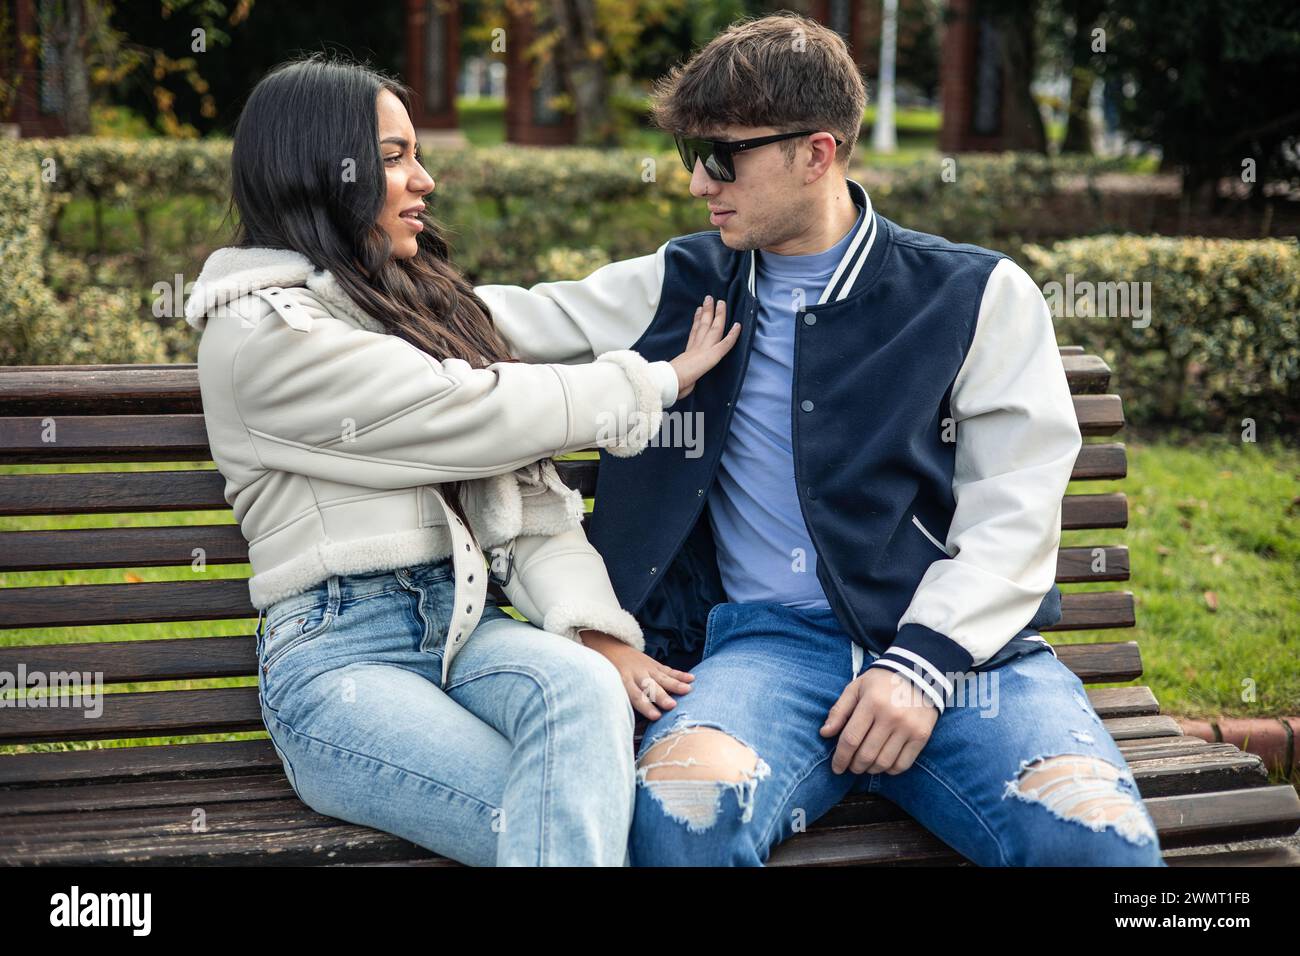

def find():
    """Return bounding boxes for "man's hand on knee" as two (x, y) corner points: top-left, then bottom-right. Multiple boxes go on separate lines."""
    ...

(820, 669), (939, 776)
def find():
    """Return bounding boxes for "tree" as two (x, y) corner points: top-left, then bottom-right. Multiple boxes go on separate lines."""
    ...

(974, 0), (1049, 153)
(1098, 0), (1300, 210)
(33, 0), (248, 137)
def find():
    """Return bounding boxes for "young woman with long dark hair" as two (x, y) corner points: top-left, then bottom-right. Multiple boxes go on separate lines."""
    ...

(185, 54), (738, 866)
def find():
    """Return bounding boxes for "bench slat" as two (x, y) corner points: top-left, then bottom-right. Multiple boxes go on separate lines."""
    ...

(0, 354), (1109, 417)
(0, 576), (1133, 632)
(0, 469), (229, 517)
(1060, 353), (1110, 392)
(0, 395), (1125, 464)
(0, 738), (282, 788)
(0, 636), (1140, 689)
(0, 678), (1146, 747)
(1061, 492), (1127, 529)
(773, 786), (1300, 865)
(0, 727), (1196, 793)
(4, 781), (1295, 867)
(0, 416), (211, 464)
(0, 444), (1134, 520)
(1099, 715), (1183, 740)
(0, 521), (1130, 586)
(3, 692), (1181, 790)
(13, 747), (1256, 820)
(1168, 845), (1300, 867)
(0, 748), (1269, 823)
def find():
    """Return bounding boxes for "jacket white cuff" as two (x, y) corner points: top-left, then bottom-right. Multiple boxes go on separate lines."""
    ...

(542, 602), (646, 652)
(649, 360), (679, 407)
(592, 349), (666, 458)
(866, 623), (971, 716)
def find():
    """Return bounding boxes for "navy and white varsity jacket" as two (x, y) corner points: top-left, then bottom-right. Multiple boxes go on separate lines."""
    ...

(477, 178), (1083, 714)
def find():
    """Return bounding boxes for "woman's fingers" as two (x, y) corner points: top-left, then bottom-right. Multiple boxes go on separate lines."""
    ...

(705, 319), (741, 362)
(630, 673), (676, 720)
(689, 296), (715, 349)
(654, 669), (692, 695)
(691, 297), (729, 351)
(709, 298), (726, 333)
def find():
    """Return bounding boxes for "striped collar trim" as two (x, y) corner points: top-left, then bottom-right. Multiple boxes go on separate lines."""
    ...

(745, 178), (882, 303)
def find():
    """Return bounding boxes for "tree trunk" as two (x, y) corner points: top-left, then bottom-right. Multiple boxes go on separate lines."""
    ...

(1061, 0), (1103, 154)
(997, 3), (1047, 153)
(550, 0), (612, 146)
(59, 0), (92, 135)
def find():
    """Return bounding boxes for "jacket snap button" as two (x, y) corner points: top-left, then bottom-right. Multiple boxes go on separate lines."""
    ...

(697, 488), (703, 496)
(804, 313), (817, 325)
(467, 573), (474, 583)
(801, 400), (814, 412)
(466, 604), (473, 613)
(649, 566), (657, 574)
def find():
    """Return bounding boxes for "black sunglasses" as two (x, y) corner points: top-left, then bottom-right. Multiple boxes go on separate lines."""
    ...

(673, 130), (844, 182)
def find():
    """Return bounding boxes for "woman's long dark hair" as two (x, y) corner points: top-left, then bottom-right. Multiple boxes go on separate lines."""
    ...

(230, 54), (516, 539)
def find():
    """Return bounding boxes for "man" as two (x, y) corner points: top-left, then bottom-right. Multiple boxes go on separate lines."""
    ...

(476, 13), (1167, 866)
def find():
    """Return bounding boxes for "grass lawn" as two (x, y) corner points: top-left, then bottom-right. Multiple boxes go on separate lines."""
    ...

(2, 434), (1295, 763)
(1061, 430), (1299, 723)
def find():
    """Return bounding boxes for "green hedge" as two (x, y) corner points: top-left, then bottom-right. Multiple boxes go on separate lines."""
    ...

(873, 151), (1144, 254)
(1023, 234), (1300, 434)
(0, 145), (171, 366)
(0, 139), (708, 364)
(3, 139), (1295, 437)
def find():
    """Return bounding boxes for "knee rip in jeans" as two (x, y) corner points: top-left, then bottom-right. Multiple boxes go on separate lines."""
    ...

(1002, 752), (1158, 846)
(635, 721), (772, 834)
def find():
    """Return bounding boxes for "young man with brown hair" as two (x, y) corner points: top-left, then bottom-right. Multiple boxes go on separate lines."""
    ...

(478, 12), (1168, 866)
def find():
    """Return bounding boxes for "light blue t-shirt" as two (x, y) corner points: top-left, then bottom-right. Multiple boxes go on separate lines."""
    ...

(707, 201), (866, 607)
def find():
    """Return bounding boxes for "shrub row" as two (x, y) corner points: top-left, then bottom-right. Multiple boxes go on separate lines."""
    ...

(2, 139), (1294, 435)
(1023, 234), (1299, 434)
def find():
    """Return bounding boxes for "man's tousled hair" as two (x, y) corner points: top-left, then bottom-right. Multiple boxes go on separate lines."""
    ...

(649, 12), (868, 167)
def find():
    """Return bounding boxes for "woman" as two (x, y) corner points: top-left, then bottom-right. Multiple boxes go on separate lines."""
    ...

(185, 55), (739, 866)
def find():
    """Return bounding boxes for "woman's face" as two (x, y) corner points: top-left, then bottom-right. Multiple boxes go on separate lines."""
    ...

(376, 88), (435, 260)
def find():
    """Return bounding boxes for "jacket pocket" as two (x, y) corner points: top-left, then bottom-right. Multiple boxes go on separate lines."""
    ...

(911, 514), (955, 558)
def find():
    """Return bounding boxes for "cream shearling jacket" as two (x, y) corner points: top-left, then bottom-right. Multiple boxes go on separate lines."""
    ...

(185, 246), (679, 685)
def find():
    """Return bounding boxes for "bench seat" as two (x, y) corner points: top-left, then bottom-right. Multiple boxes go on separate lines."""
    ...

(2, 354), (1297, 866)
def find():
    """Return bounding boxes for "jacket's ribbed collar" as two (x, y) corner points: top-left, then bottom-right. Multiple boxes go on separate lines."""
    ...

(184, 246), (388, 333)
(745, 177), (884, 304)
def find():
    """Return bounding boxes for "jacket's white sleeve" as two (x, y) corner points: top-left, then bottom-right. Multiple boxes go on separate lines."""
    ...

(475, 241), (669, 365)
(866, 258), (1083, 715)
(229, 299), (678, 488)
(498, 525), (645, 651)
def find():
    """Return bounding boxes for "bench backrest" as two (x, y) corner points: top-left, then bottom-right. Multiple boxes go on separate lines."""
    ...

(0, 350), (1135, 751)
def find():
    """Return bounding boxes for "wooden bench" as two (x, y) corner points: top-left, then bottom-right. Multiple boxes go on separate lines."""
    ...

(1, 351), (1298, 866)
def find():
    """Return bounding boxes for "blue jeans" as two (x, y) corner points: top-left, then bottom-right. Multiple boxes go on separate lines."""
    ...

(630, 601), (1169, 867)
(256, 556), (636, 866)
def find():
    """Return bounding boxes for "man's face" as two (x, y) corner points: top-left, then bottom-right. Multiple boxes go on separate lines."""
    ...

(686, 125), (814, 252)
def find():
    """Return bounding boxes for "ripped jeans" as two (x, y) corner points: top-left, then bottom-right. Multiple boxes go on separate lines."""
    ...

(629, 602), (1168, 867)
